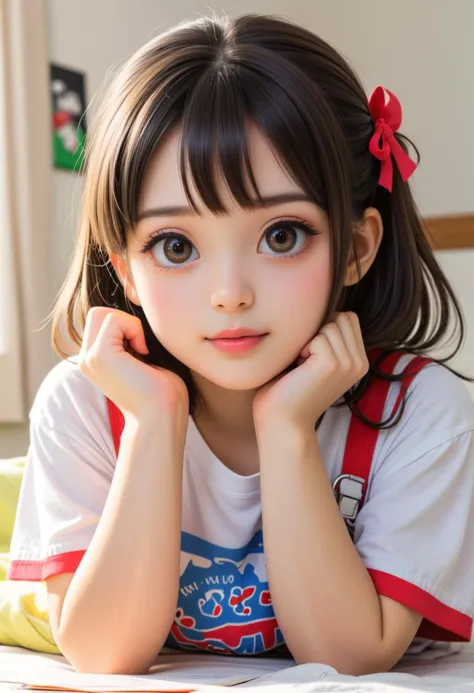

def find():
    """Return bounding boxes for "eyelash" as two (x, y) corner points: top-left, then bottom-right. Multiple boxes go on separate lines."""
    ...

(138, 217), (321, 270)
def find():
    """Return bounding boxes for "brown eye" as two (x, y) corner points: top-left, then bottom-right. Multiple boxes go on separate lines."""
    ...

(266, 226), (297, 253)
(162, 237), (192, 263)
(258, 221), (316, 256)
(148, 233), (198, 267)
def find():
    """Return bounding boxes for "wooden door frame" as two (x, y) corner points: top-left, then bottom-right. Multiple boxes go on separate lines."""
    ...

(424, 214), (474, 250)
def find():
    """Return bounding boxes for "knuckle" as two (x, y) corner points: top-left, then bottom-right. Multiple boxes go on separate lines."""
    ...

(85, 306), (111, 331)
(340, 358), (352, 373)
(101, 312), (116, 327)
(321, 324), (336, 339)
(317, 333), (330, 349)
(87, 306), (108, 320)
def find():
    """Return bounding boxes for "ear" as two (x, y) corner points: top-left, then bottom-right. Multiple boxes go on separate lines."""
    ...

(344, 207), (383, 286)
(110, 253), (142, 306)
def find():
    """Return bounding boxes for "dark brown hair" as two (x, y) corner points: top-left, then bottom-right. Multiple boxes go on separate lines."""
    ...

(51, 13), (471, 427)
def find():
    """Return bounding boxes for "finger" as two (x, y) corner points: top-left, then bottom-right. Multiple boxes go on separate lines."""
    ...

(299, 343), (311, 359)
(335, 313), (360, 354)
(344, 312), (366, 355)
(318, 321), (351, 366)
(337, 312), (368, 373)
(81, 307), (118, 353)
(96, 311), (149, 355)
(308, 332), (339, 371)
(338, 313), (369, 379)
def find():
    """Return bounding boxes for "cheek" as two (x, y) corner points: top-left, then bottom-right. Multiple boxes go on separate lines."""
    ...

(131, 267), (194, 337)
(292, 267), (330, 300)
(271, 255), (332, 322)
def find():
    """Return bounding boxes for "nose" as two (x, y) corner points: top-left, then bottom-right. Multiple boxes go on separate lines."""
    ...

(210, 264), (254, 312)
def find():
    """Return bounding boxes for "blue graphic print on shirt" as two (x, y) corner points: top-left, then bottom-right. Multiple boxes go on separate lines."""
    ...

(165, 529), (285, 655)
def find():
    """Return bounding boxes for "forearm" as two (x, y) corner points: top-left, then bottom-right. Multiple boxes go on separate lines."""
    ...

(59, 411), (187, 674)
(257, 422), (389, 674)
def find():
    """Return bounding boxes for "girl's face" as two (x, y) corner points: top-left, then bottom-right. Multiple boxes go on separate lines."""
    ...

(125, 124), (332, 392)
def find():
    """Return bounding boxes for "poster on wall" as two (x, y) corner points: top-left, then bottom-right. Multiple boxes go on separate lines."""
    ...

(50, 64), (87, 171)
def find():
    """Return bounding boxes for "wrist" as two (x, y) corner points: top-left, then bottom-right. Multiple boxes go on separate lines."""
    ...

(118, 417), (186, 474)
(123, 406), (188, 444)
(255, 416), (316, 443)
(124, 398), (189, 429)
(256, 418), (318, 464)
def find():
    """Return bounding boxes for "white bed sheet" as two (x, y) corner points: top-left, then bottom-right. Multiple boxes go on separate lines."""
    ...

(1, 642), (474, 693)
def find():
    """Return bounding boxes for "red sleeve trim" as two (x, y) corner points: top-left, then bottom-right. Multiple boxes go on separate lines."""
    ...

(7, 550), (86, 581)
(369, 569), (472, 642)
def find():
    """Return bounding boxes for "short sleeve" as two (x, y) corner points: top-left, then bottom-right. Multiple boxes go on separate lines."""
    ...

(354, 363), (474, 642)
(8, 359), (116, 581)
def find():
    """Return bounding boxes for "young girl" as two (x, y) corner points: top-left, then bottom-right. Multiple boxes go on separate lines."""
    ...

(7, 12), (474, 678)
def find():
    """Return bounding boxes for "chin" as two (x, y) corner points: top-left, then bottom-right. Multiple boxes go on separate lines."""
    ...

(213, 378), (266, 391)
(196, 372), (268, 391)
(193, 361), (298, 392)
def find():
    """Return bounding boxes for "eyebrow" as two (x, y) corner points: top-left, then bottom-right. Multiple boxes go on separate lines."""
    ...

(137, 192), (313, 221)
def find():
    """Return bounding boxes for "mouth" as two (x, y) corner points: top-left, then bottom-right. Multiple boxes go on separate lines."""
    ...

(208, 328), (267, 340)
(206, 333), (268, 354)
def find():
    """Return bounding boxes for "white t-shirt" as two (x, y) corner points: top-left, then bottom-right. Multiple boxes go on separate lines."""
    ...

(8, 354), (474, 656)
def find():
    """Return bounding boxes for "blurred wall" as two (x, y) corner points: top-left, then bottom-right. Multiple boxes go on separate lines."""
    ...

(1, 0), (472, 456)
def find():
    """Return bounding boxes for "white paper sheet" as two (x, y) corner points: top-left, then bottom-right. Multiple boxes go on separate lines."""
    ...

(0, 648), (295, 691)
(2, 643), (474, 693)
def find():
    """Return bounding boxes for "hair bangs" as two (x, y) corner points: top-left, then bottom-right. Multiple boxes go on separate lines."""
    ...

(178, 67), (262, 214)
(177, 52), (346, 218)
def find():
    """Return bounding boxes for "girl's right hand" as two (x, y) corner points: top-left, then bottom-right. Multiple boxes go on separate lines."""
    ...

(78, 307), (189, 422)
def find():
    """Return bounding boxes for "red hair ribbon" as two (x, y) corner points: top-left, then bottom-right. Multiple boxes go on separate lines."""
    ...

(368, 86), (417, 192)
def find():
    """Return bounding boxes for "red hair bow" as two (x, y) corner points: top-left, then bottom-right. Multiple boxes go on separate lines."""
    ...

(368, 86), (417, 192)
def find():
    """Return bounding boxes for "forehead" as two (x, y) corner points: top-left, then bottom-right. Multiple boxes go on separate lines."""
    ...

(138, 122), (302, 214)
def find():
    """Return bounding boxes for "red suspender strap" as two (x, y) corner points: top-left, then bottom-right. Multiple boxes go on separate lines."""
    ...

(107, 398), (125, 457)
(390, 355), (432, 420)
(340, 351), (403, 498)
(335, 353), (432, 526)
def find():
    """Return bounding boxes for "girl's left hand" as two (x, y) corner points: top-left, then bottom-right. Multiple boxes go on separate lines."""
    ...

(253, 312), (369, 432)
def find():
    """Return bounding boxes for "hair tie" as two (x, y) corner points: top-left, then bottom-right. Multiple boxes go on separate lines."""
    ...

(368, 86), (417, 192)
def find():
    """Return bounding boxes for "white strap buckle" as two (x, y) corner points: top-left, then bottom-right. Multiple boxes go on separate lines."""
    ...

(333, 474), (365, 522)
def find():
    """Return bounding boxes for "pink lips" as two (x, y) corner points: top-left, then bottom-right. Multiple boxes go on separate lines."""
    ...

(207, 328), (267, 354)
(208, 335), (266, 353)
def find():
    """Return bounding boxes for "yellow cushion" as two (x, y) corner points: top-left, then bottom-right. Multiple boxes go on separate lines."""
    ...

(0, 457), (60, 653)
(0, 457), (26, 555)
